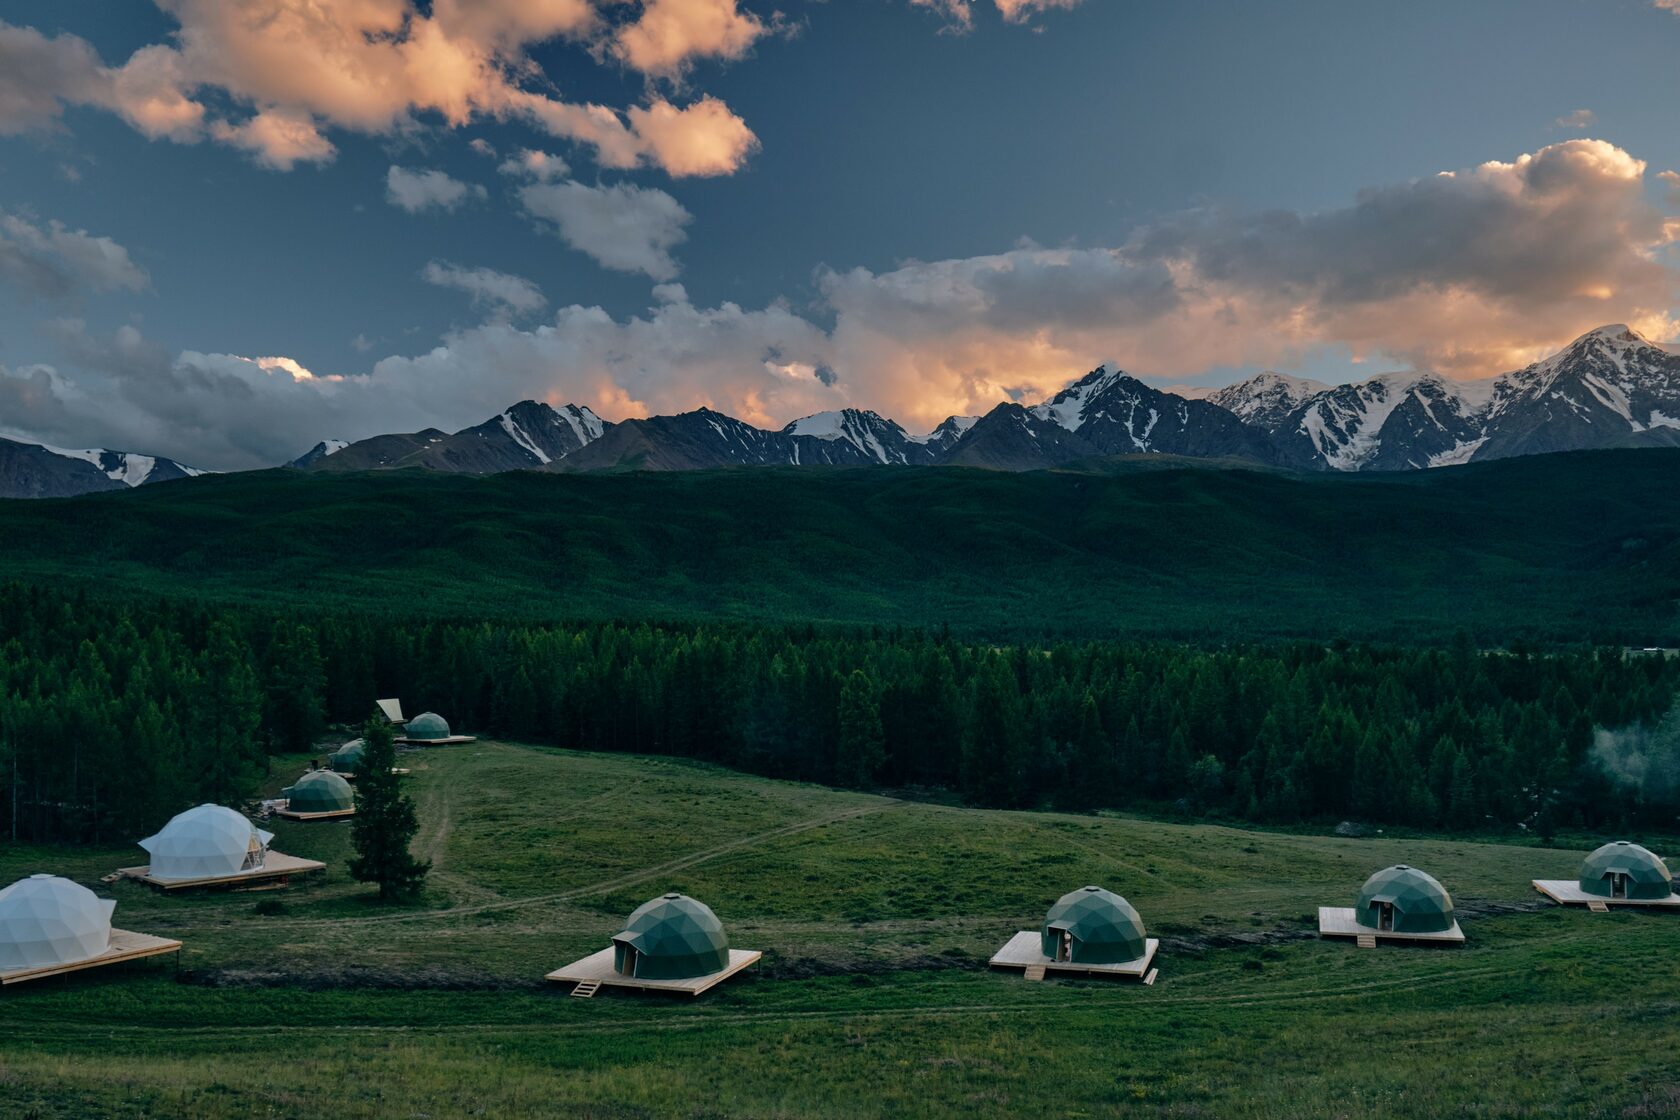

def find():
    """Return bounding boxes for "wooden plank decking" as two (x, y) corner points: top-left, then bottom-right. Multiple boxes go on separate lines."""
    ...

(545, 948), (762, 997)
(1318, 906), (1465, 945)
(1, 929), (181, 987)
(1532, 880), (1680, 910)
(114, 851), (326, 891)
(272, 806), (356, 822)
(989, 931), (1159, 981)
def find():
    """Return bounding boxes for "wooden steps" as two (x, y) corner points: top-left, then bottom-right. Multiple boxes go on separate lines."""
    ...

(1587, 901), (1610, 913)
(571, 979), (602, 998)
(1022, 965), (1047, 982)
(1142, 968), (1159, 986)
(1356, 934), (1377, 949)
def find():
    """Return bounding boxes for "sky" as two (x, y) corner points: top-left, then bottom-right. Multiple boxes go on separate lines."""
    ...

(1, 0), (1679, 470)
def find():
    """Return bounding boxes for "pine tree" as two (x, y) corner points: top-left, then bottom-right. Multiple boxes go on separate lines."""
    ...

(836, 670), (885, 788)
(348, 715), (429, 901)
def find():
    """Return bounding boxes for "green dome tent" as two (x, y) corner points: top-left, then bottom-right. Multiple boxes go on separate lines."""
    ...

(404, 713), (451, 741)
(1041, 885), (1147, 964)
(1579, 842), (1672, 901)
(612, 893), (730, 980)
(327, 739), (365, 774)
(1355, 865), (1455, 934)
(282, 770), (354, 814)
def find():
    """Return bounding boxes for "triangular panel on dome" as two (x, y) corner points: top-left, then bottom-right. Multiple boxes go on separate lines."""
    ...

(991, 885), (1160, 983)
(0, 874), (181, 986)
(1319, 865), (1465, 945)
(546, 892), (761, 997)
(1533, 841), (1680, 910)
(119, 804), (326, 890)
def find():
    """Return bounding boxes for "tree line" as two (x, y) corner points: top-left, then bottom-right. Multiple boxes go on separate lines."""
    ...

(1, 582), (1675, 845)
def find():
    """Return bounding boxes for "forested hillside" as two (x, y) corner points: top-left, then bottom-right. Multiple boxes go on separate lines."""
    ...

(0, 449), (1675, 643)
(4, 583), (1674, 846)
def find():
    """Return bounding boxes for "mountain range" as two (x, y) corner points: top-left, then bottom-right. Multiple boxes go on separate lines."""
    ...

(4, 324), (1678, 498)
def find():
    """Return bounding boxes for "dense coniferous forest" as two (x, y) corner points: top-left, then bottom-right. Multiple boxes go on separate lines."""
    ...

(3, 581), (1675, 846)
(0, 449), (1676, 643)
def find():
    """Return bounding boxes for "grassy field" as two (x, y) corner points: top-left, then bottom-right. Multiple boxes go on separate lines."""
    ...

(1, 741), (1677, 1119)
(0, 448), (1677, 641)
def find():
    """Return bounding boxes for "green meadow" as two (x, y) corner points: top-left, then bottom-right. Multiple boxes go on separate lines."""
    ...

(2, 741), (1675, 1119)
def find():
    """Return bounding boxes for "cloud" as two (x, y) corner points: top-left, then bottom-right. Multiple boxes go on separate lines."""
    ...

(1554, 108), (1596, 129)
(623, 97), (760, 178)
(909, 0), (1083, 31)
(1657, 0), (1680, 13)
(211, 108), (335, 169)
(421, 260), (546, 316)
(1661, 170), (1680, 206)
(0, 211), (150, 300)
(0, 23), (110, 134)
(0, 6), (760, 178)
(518, 180), (691, 279)
(498, 148), (571, 181)
(12, 139), (1680, 466)
(386, 166), (488, 212)
(611, 0), (768, 78)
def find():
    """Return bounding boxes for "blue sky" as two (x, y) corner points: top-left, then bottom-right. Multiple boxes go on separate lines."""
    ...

(1, 0), (1678, 468)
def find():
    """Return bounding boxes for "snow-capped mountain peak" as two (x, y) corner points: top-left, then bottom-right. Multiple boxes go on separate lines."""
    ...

(781, 408), (915, 464)
(1206, 371), (1332, 431)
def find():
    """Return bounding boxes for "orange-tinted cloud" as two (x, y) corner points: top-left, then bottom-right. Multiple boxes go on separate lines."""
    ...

(0, 4), (760, 177)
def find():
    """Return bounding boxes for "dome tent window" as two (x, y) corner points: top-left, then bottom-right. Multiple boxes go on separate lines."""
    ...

(0, 874), (181, 986)
(547, 892), (761, 997)
(1533, 841), (1680, 911)
(991, 885), (1160, 983)
(1318, 865), (1465, 945)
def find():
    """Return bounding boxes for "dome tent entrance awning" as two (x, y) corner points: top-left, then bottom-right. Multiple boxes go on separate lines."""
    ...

(1533, 841), (1680, 910)
(1319, 865), (1465, 945)
(546, 892), (762, 997)
(990, 884), (1160, 983)
(0, 874), (181, 986)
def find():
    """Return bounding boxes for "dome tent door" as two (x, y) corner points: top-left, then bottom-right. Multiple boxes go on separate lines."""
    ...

(1606, 872), (1628, 899)
(1370, 900), (1395, 931)
(1049, 926), (1074, 962)
(612, 938), (640, 977)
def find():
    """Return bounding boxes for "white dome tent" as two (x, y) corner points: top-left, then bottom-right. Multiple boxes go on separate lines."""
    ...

(0, 873), (182, 985)
(0, 874), (115, 971)
(139, 805), (274, 881)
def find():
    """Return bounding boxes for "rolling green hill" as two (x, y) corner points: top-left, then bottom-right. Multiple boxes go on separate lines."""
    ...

(0, 449), (1675, 642)
(1, 743), (1675, 1119)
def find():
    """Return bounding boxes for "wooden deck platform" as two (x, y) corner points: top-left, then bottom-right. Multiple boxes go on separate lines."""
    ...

(1, 929), (181, 987)
(989, 931), (1160, 980)
(545, 947), (762, 997)
(395, 736), (476, 746)
(115, 851), (326, 891)
(1318, 906), (1464, 945)
(272, 806), (356, 821)
(1532, 880), (1680, 909)
(329, 768), (411, 779)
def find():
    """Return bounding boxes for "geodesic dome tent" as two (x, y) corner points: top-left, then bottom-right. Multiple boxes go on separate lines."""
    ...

(327, 739), (366, 774)
(0, 874), (115, 970)
(403, 712), (451, 741)
(612, 893), (730, 980)
(282, 770), (355, 814)
(139, 804), (273, 881)
(1041, 885), (1148, 964)
(1355, 865), (1456, 934)
(1579, 842), (1673, 901)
